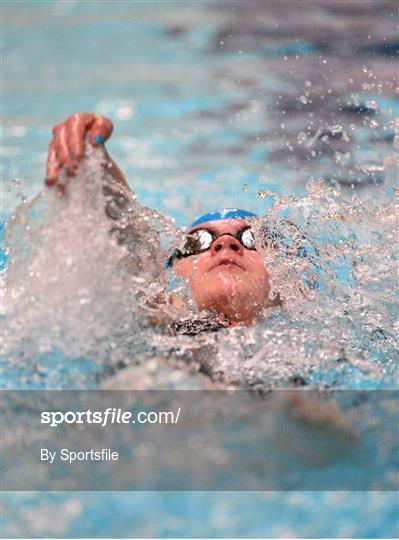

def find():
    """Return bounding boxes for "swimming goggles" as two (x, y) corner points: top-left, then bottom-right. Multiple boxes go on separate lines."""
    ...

(166, 226), (256, 267)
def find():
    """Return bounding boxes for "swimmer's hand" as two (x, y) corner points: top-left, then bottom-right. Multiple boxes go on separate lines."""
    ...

(45, 113), (127, 189)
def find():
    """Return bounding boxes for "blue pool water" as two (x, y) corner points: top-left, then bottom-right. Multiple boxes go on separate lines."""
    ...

(2, 1), (399, 537)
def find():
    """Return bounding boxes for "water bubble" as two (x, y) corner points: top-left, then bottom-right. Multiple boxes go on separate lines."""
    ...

(334, 151), (351, 165)
(117, 105), (134, 121)
(330, 125), (343, 135)
(16, 193), (27, 203)
(297, 132), (307, 144)
(297, 95), (308, 105)
(360, 163), (385, 182)
(365, 100), (378, 111)
(258, 189), (272, 198)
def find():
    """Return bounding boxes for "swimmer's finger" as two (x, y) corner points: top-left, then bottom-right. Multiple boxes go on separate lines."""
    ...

(90, 115), (114, 146)
(53, 124), (75, 174)
(45, 139), (61, 186)
(66, 113), (94, 162)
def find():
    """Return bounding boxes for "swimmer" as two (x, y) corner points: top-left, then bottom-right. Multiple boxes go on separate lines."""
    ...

(45, 113), (282, 333)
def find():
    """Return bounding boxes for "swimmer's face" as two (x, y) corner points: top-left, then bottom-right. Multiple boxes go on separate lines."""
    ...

(173, 218), (275, 323)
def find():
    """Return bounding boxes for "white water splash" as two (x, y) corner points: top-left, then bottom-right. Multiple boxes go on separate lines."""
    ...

(2, 155), (398, 390)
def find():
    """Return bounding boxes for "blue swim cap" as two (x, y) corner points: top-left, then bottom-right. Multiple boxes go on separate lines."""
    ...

(190, 208), (257, 228)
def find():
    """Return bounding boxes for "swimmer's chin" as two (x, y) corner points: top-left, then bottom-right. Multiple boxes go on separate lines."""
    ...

(200, 275), (246, 299)
(195, 285), (257, 320)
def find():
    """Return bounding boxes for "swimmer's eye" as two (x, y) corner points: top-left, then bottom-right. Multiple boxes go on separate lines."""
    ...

(239, 228), (256, 250)
(165, 230), (214, 267)
(183, 229), (214, 254)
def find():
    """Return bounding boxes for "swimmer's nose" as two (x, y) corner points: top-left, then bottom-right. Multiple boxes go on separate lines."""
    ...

(211, 234), (244, 255)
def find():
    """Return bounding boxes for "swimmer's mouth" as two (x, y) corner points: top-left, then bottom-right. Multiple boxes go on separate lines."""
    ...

(210, 258), (245, 271)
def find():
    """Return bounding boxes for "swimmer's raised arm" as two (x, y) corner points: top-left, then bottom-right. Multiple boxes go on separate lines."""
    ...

(45, 112), (128, 189)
